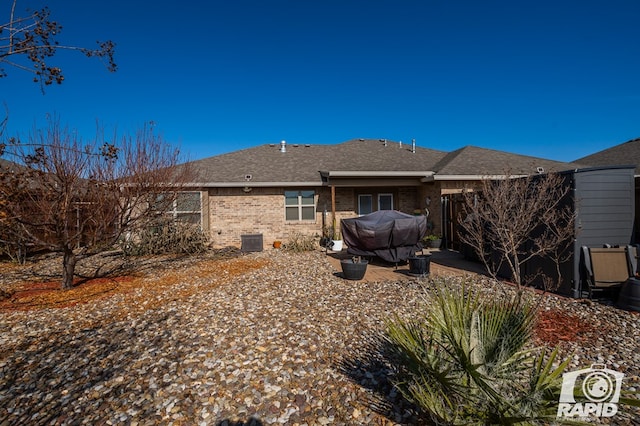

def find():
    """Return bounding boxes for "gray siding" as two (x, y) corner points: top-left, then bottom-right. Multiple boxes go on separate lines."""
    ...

(569, 166), (636, 297)
(574, 167), (635, 248)
(521, 166), (635, 297)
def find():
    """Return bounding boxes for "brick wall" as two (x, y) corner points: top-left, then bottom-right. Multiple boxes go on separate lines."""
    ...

(207, 187), (325, 248)
(205, 185), (444, 248)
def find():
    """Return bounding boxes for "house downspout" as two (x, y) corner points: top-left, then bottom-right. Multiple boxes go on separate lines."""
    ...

(331, 185), (337, 239)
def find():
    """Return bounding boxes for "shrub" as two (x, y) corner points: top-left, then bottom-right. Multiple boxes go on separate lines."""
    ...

(121, 221), (209, 256)
(385, 280), (570, 424)
(282, 232), (318, 252)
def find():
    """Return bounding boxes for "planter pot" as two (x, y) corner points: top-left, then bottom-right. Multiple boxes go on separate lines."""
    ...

(429, 239), (442, 249)
(273, 241), (282, 249)
(319, 236), (331, 248)
(330, 239), (343, 252)
(408, 255), (431, 276)
(341, 259), (368, 280)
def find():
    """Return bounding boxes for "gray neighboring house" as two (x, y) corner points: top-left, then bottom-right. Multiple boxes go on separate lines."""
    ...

(181, 138), (580, 249)
(575, 138), (640, 242)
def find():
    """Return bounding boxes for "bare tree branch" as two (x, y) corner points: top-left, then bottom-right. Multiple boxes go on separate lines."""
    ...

(458, 171), (576, 292)
(1, 0), (116, 90)
(0, 120), (192, 289)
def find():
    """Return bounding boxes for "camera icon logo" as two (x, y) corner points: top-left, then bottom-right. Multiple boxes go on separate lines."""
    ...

(557, 364), (624, 418)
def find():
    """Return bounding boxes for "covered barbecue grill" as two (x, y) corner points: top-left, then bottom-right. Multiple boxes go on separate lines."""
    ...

(341, 210), (428, 263)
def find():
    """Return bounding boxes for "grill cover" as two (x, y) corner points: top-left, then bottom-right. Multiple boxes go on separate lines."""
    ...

(341, 210), (427, 263)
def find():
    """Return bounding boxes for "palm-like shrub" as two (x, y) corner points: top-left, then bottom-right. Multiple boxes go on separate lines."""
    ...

(386, 280), (571, 425)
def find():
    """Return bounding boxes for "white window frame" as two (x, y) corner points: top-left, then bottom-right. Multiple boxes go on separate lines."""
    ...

(378, 193), (394, 210)
(164, 191), (203, 227)
(358, 194), (373, 216)
(285, 190), (316, 222)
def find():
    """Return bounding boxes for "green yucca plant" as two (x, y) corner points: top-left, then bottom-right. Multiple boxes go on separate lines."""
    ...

(385, 279), (573, 425)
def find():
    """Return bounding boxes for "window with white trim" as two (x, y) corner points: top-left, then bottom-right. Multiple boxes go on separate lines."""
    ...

(285, 190), (315, 221)
(378, 193), (393, 210)
(358, 194), (373, 215)
(158, 192), (202, 226)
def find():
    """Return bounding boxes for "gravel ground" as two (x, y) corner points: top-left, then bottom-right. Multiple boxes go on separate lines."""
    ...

(1, 250), (639, 425)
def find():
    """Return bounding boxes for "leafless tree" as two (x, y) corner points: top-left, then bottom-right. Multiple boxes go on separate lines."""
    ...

(458, 171), (576, 292)
(0, 120), (192, 289)
(1, 0), (116, 88)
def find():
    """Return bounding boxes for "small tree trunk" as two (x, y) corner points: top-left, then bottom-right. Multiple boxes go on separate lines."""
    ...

(61, 248), (77, 290)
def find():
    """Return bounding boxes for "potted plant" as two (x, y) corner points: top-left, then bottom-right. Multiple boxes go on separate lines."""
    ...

(341, 256), (368, 280)
(422, 234), (442, 249)
(408, 253), (432, 276)
(330, 229), (343, 252)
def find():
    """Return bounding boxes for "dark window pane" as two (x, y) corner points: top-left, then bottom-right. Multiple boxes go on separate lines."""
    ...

(285, 191), (298, 206)
(177, 192), (201, 211)
(285, 207), (298, 221)
(379, 194), (393, 210)
(301, 206), (315, 220)
(177, 213), (200, 224)
(359, 195), (372, 215)
(301, 191), (314, 205)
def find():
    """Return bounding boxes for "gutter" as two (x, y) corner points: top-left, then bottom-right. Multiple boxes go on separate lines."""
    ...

(422, 174), (528, 182)
(324, 170), (436, 178)
(183, 182), (322, 188)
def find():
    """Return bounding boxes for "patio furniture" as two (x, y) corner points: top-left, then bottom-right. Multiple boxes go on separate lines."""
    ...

(618, 244), (640, 311)
(341, 210), (427, 263)
(581, 246), (633, 299)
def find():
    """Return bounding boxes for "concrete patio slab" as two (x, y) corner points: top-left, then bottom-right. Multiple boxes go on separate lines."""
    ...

(325, 248), (489, 282)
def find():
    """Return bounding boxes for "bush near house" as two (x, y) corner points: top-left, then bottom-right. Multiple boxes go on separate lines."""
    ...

(120, 221), (210, 256)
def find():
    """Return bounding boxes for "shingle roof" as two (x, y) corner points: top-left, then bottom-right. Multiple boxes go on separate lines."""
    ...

(574, 138), (640, 174)
(185, 139), (583, 185)
(432, 146), (581, 176)
(188, 139), (447, 185)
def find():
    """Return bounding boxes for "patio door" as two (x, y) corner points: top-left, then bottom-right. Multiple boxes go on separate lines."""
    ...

(358, 193), (394, 215)
(378, 193), (393, 210)
(358, 194), (373, 215)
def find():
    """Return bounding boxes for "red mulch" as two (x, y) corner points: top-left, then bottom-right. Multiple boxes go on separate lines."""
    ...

(0, 256), (269, 314)
(534, 308), (595, 345)
(0, 276), (137, 311)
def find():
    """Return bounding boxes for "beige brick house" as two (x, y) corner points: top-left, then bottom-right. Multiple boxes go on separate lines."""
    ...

(180, 138), (579, 250)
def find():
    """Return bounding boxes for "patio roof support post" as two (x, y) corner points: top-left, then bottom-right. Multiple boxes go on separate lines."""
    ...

(331, 185), (337, 239)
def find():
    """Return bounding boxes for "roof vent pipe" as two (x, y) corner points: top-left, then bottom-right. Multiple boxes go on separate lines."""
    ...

(280, 140), (286, 153)
(411, 138), (416, 153)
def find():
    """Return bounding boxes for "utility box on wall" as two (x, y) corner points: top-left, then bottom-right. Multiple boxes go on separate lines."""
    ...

(241, 234), (263, 252)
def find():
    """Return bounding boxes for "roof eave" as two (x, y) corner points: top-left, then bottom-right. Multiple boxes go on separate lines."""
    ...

(327, 170), (435, 178)
(184, 182), (322, 188)
(426, 174), (529, 181)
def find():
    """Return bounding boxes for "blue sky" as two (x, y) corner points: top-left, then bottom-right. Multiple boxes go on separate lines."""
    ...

(2, 0), (639, 162)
